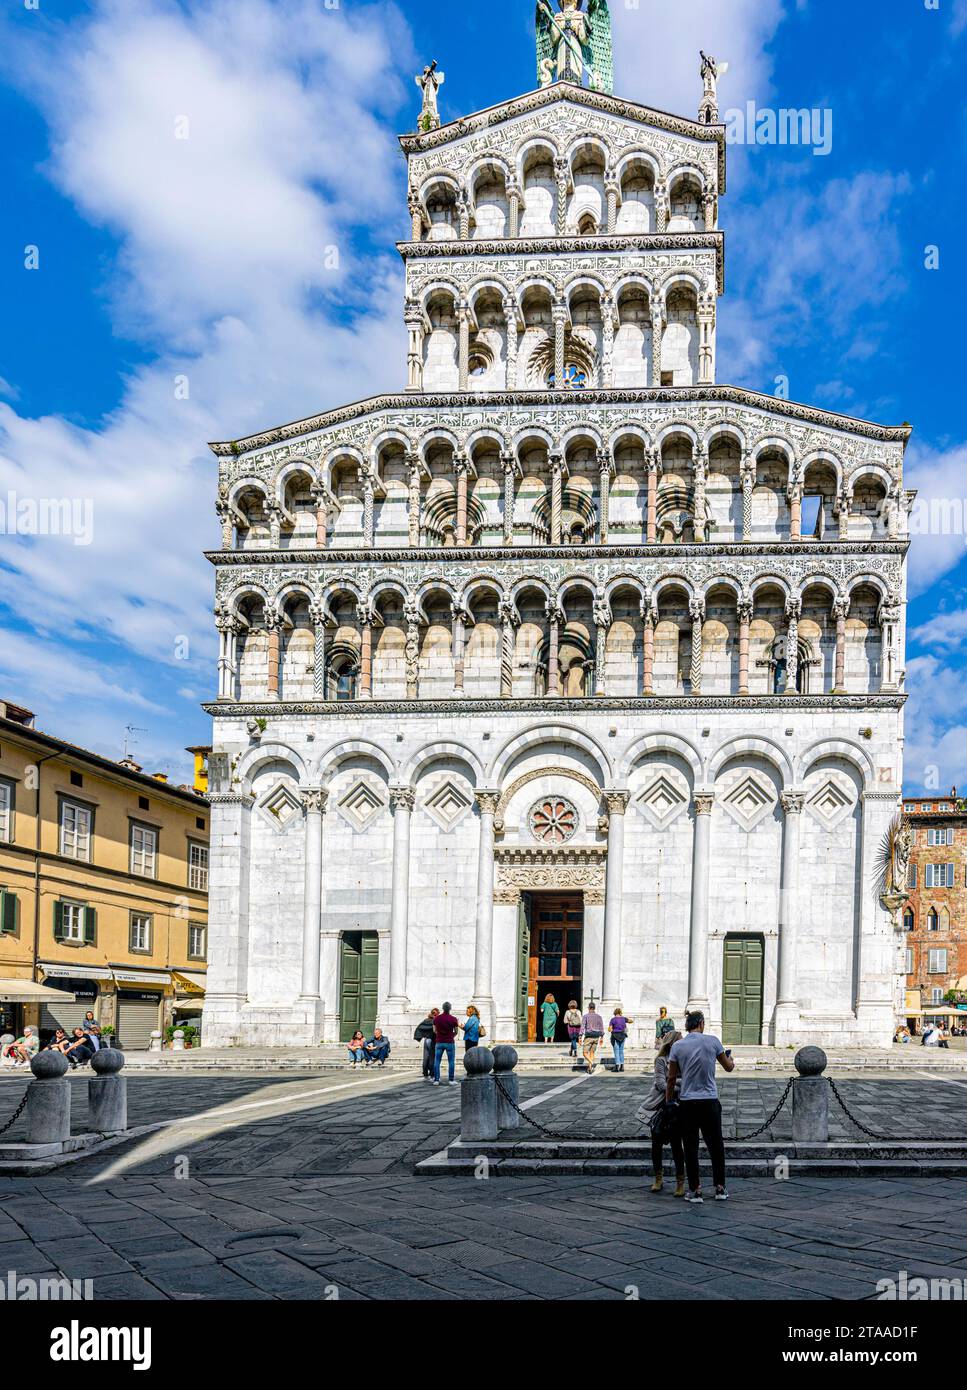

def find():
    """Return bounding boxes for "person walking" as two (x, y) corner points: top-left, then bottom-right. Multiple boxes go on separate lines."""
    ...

(608, 1007), (633, 1072)
(540, 993), (560, 1044)
(563, 1000), (582, 1058)
(460, 1005), (483, 1052)
(581, 1000), (605, 1074)
(640, 1029), (685, 1196)
(655, 1006), (675, 1047)
(666, 1010), (735, 1203)
(432, 1002), (460, 1085)
(414, 1009), (438, 1079)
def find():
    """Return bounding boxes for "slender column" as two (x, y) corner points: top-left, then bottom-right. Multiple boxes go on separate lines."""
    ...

(266, 499), (282, 549)
(454, 453), (470, 546)
(473, 791), (501, 1009)
(597, 450), (612, 542)
(605, 171), (619, 233)
(451, 602), (468, 695)
(265, 609), (281, 700)
(357, 602), (373, 699)
(458, 188), (470, 241)
(405, 306), (425, 391)
(502, 296), (519, 389)
(552, 303), (567, 387)
(501, 453), (517, 545)
(309, 602), (327, 698)
(216, 499), (233, 550)
(646, 450), (660, 543)
(311, 486), (330, 549)
(689, 597), (705, 694)
(546, 601), (563, 696)
(408, 195), (423, 242)
(600, 296), (615, 387)
(775, 792), (805, 1028)
(499, 601), (518, 697)
(833, 595), (849, 694)
(879, 598), (901, 691)
(651, 308), (665, 386)
(403, 596), (420, 699)
(602, 791), (629, 1008)
(788, 480), (803, 541)
(299, 789), (327, 1000)
(697, 292), (715, 386)
(741, 452), (755, 542)
(837, 486), (852, 540)
(593, 597), (611, 697)
(507, 181), (521, 238)
(887, 480), (902, 539)
(550, 452), (564, 544)
(692, 448), (708, 543)
(362, 471), (375, 548)
(387, 786), (415, 1004)
(785, 595), (802, 695)
(554, 157), (569, 235)
(406, 454), (422, 547)
(215, 613), (239, 700)
(458, 301), (471, 391)
(737, 597), (753, 696)
(641, 600), (656, 695)
(702, 190), (717, 231)
(687, 793), (715, 1013)
(655, 180), (669, 232)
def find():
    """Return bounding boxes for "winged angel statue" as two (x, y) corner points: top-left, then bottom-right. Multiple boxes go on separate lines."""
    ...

(536, 0), (613, 95)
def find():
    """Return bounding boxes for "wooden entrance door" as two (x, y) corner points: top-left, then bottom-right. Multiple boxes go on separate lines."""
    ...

(721, 934), (764, 1045)
(528, 893), (584, 1042)
(339, 932), (379, 1042)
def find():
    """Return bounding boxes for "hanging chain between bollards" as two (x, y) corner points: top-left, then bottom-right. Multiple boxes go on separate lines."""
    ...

(492, 1074), (635, 1142)
(827, 1077), (967, 1144)
(0, 1089), (30, 1138)
(733, 1078), (793, 1141)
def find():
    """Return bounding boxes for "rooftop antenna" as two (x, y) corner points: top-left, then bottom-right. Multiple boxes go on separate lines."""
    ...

(123, 725), (148, 760)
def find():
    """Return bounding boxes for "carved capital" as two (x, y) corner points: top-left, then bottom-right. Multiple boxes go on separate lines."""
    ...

(780, 792), (805, 815)
(300, 788), (329, 815)
(475, 789), (501, 817)
(390, 784), (416, 813)
(689, 597), (706, 624)
(694, 794), (715, 816)
(604, 789), (630, 815)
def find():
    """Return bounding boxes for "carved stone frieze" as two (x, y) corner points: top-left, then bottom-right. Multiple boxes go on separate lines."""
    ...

(493, 843), (608, 899)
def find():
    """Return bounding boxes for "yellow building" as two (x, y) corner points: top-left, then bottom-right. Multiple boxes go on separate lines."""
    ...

(0, 702), (209, 1049)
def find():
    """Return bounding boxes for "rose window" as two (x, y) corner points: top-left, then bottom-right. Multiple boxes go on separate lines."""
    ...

(529, 796), (579, 844)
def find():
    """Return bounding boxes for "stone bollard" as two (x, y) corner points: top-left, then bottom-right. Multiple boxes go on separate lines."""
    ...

(24, 1051), (71, 1146)
(88, 1049), (127, 1135)
(792, 1046), (829, 1143)
(172, 1029), (185, 1052)
(149, 1030), (162, 1053)
(459, 1046), (498, 1142)
(492, 1045), (520, 1132)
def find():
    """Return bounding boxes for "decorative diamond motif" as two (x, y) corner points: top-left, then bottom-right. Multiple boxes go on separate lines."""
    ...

(423, 779), (473, 832)
(806, 776), (855, 830)
(529, 796), (579, 844)
(257, 783), (303, 833)
(636, 773), (688, 830)
(721, 772), (777, 831)
(337, 779), (386, 833)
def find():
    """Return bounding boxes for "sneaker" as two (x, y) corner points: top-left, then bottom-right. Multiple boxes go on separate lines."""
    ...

(432, 1080), (440, 1086)
(685, 1191), (704, 1204)
(714, 1188), (730, 1201)
(448, 1079), (459, 1086)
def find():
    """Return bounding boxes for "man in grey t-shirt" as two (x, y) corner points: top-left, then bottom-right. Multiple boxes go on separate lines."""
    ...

(666, 1011), (734, 1203)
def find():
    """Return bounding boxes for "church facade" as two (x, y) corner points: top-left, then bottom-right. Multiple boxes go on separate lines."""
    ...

(202, 32), (910, 1050)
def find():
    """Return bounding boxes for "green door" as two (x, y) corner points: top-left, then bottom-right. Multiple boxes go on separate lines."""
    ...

(516, 895), (531, 1043)
(339, 932), (379, 1042)
(721, 935), (764, 1045)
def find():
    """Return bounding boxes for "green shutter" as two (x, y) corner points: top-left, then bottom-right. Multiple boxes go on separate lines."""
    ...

(0, 890), (17, 935)
(83, 906), (97, 945)
(53, 900), (66, 941)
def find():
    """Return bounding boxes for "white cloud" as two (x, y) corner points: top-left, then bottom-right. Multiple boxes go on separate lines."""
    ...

(905, 441), (967, 595)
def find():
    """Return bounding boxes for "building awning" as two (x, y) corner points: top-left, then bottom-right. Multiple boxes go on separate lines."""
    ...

(113, 970), (171, 986)
(0, 978), (78, 1004)
(172, 971), (207, 994)
(40, 964), (114, 981)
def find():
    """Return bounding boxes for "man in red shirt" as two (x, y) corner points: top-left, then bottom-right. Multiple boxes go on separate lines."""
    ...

(432, 1001), (460, 1085)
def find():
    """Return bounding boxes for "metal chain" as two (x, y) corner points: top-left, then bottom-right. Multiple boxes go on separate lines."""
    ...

(0, 1089), (30, 1139)
(733, 1078), (793, 1141)
(492, 1074), (632, 1142)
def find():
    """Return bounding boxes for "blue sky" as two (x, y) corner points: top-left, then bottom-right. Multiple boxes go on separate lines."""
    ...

(0, 0), (965, 790)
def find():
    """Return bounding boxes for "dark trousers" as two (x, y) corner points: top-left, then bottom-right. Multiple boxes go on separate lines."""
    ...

(680, 1098), (726, 1191)
(422, 1038), (434, 1076)
(651, 1132), (685, 1177)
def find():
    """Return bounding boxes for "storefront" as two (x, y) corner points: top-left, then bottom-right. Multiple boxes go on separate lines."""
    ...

(172, 971), (206, 1041)
(38, 966), (111, 1041)
(0, 977), (81, 1041)
(112, 970), (172, 1049)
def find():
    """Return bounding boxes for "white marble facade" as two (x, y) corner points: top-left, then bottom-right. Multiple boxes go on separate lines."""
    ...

(202, 81), (910, 1049)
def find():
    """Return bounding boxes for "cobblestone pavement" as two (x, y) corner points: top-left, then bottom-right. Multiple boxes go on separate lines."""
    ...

(2, 1070), (967, 1300)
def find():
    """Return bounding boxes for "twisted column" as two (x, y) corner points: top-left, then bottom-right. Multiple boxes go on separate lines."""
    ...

(458, 301), (471, 391)
(507, 181), (521, 239)
(600, 296), (615, 387)
(785, 596), (802, 695)
(550, 452), (564, 544)
(458, 188), (470, 241)
(692, 448), (708, 543)
(502, 296), (519, 389)
(593, 597), (611, 697)
(387, 785), (415, 1004)
(833, 595), (849, 694)
(651, 308), (665, 386)
(555, 157), (569, 235)
(361, 472), (375, 548)
(299, 789), (328, 1000)
(403, 597), (420, 699)
(309, 601), (328, 699)
(597, 450), (612, 542)
(499, 601), (518, 697)
(605, 171), (619, 233)
(546, 601), (563, 696)
(501, 453), (516, 545)
(552, 303), (567, 388)
(641, 599), (656, 695)
(737, 597), (753, 696)
(406, 454), (422, 547)
(741, 452), (755, 542)
(689, 597), (706, 694)
(655, 180), (669, 233)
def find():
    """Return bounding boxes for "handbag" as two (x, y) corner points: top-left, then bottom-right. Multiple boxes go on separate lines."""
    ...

(649, 1099), (680, 1141)
(611, 1029), (627, 1044)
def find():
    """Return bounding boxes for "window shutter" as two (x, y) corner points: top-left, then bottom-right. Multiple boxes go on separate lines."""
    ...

(83, 906), (97, 945)
(0, 890), (17, 935)
(53, 900), (65, 941)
